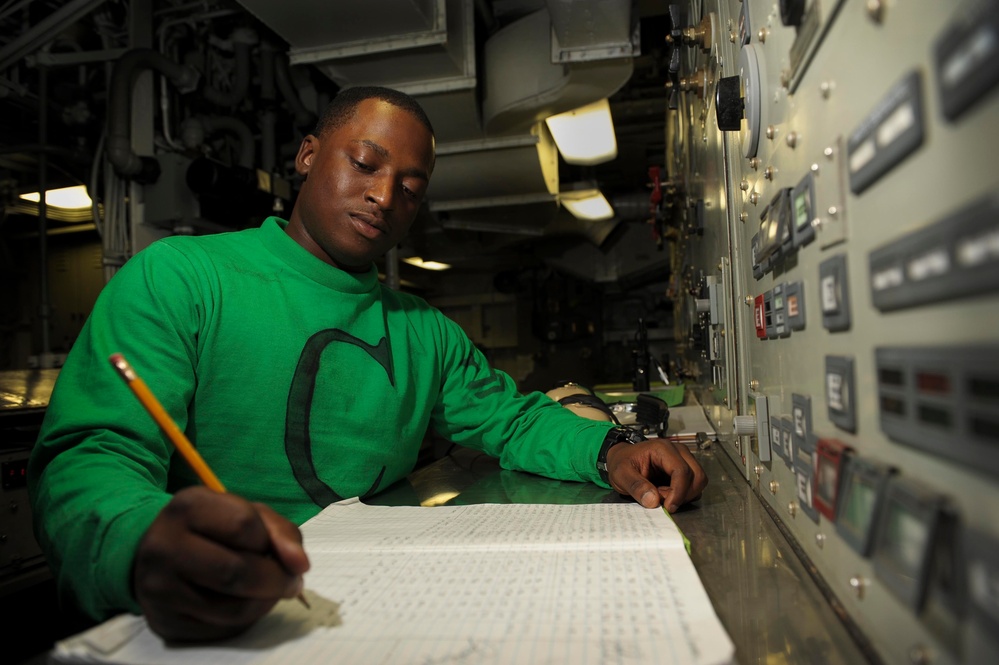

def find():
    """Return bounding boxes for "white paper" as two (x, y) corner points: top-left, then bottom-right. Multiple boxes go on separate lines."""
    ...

(53, 501), (734, 665)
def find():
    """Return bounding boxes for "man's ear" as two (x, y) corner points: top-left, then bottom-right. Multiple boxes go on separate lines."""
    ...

(295, 135), (319, 176)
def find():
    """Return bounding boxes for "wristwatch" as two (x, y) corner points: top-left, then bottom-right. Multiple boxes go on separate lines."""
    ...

(595, 426), (644, 484)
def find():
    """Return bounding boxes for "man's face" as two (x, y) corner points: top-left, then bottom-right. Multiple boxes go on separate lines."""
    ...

(286, 98), (435, 271)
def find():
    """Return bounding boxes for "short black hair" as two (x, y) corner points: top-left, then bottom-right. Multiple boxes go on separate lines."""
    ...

(313, 86), (435, 138)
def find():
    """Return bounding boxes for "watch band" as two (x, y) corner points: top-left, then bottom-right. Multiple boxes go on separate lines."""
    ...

(596, 427), (643, 484)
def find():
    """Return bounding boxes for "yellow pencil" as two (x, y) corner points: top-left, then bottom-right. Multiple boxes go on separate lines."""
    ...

(108, 352), (310, 609)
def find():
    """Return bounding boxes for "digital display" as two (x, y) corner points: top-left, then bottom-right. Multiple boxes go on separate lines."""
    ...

(879, 367), (905, 386)
(916, 371), (950, 394)
(969, 376), (999, 399)
(774, 295), (784, 309)
(839, 476), (877, 538)
(885, 501), (929, 580)
(880, 395), (906, 415)
(873, 477), (944, 610)
(918, 404), (952, 427)
(795, 190), (810, 230)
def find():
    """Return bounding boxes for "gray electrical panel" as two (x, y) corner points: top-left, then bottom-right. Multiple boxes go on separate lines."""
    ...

(668, 1), (999, 663)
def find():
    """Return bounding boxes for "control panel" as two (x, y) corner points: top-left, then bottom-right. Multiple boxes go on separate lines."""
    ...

(667, 1), (999, 663)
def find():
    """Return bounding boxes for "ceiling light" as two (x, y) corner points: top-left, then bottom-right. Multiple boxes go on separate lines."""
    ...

(19, 185), (92, 210)
(402, 256), (452, 271)
(560, 188), (614, 221)
(544, 98), (618, 166)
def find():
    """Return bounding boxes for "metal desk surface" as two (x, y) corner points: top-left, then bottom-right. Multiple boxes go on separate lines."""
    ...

(0, 369), (59, 412)
(367, 445), (875, 665)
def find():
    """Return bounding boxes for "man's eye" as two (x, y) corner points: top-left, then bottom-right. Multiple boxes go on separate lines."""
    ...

(402, 185), (419, 201)
(352, 159), (374, 172)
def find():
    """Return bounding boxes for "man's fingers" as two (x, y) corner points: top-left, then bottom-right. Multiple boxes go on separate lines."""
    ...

(670, 442), (708, 503)
(606, 439), (707, 511)
(134, 487), (309, 641)
(623, 476), (663, 509)
(256, 502), (310, 600)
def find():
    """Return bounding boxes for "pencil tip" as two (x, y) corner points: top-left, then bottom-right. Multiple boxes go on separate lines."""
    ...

(298, 592), (311, 609)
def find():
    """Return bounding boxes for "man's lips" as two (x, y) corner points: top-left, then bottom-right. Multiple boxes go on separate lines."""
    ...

(349, 211), (388, 239)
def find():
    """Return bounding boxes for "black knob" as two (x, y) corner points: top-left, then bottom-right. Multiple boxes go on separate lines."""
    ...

(715, 76), (743, 131)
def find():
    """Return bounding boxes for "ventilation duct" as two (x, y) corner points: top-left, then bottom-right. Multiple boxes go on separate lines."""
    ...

(482, 6), (634, 135)
(235, 0), (638, 229)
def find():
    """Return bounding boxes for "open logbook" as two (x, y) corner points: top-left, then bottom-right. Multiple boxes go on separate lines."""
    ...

(52, 498), (734, 665)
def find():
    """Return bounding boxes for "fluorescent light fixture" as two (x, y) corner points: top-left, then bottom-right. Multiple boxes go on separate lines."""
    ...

(402, 256), (452, 271)
(560, 189), (614, 221)
(19, 185), (92, 210)
(544, 98), (618, 165)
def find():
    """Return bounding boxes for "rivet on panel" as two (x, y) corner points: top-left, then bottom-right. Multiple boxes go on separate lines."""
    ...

(739, 211), (748, 223)
(766, 125), (776, 140)
(849, 575), (868, 600)
(787, 502), (797, 517)
(810, 163), (820, 174)
(749, 379), (760, 391)
(740, 179), (750, 191)
(758, 28), (767, 43)
(745, 295), (754, 306)
(769, 480), (779, 494)
(828, 206), (839, 217)
(824, 146), (835, 159)
(785, 132), (798, 148)
(908, 646), (932, 665)
(764, 166), (775, 180)
(749, 191), (760, 205)
(820, 80), (834, 98)
(749, 157), (761, 170)
(815, 533), (826, 548)
(867, 0), (885, 23)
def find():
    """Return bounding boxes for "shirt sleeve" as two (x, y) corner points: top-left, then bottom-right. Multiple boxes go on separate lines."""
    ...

(27, 242), (205, 620)
(427, 312), (615, 487)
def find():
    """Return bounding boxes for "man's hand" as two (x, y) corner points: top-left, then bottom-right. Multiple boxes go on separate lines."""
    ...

(605, 439), (707, 512)
(133, 486), (310, 642)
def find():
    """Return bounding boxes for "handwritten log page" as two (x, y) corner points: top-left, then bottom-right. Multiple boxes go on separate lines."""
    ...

(53, 499), (734, 665)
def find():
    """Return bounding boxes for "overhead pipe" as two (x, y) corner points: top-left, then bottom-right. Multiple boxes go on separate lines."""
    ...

(275, 50), (317, 131)
(259, 42), (279, 174)
(107, 47), (199, 182)
(202, 27), (256, 108)
(181, 115), (256, 168)
(37, 64), (52, 368)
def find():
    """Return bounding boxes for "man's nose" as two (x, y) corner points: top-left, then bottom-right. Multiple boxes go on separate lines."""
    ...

(365, 175), (394, 210)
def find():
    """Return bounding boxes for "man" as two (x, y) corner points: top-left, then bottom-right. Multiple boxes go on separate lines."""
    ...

(28, 86), (707, 643)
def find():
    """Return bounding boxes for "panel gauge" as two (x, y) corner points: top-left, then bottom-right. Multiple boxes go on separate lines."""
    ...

(835, 457), (895, 556)
(791, 172), (816, 248)
(872, 477), (946, 611)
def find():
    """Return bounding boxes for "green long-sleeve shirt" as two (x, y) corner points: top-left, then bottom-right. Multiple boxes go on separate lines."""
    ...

(28, 217), (614, 621)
